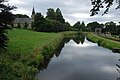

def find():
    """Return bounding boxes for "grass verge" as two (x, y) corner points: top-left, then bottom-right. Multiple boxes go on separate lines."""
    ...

(0, 28), (76, 80)
(86, 33), (120, 50)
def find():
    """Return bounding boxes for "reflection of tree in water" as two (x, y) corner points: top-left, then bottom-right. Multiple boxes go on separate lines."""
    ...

(116, 59), (120, 80)
(117, 77), (120, 80)
(72, 33), (85, 44)
(38, 33), (85, 71)
(37, 36), (72, 71)
(54, 38), (71, 57)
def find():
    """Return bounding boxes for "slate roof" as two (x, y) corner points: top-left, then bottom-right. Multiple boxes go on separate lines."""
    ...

(14, 18), (32, 24)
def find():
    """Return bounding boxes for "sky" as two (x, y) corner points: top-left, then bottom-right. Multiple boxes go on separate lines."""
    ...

(8, 0), (120, 25)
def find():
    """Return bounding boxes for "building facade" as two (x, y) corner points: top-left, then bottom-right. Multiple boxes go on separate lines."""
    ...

(13, 7), (35, 28)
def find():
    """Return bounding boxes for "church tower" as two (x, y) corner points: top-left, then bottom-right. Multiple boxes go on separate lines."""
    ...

(31, 7), (35, 20)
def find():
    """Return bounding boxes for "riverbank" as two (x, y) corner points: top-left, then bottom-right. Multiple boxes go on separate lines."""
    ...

(86, 33), (120, 52)
(0, 29), (77, 80)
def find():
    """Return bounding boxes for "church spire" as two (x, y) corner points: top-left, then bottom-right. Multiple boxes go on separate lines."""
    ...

(31, 7), (35, 20)
(32, 7), (35, 15)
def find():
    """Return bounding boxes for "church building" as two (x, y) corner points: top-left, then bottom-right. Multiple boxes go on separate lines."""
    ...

(13, 7), (35, 28)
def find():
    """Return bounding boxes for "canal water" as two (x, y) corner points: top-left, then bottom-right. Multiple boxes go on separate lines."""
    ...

(36, 35), (120, 80)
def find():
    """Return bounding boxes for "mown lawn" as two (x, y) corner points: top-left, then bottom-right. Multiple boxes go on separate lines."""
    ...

(7, 28), (62, 54)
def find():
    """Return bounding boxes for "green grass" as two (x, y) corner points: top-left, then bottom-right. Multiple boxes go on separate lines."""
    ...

(7, 29), (62, 54)
(86, 33), (120, 49)
(1, 28), (77, 80)
(1, 28), (64, 80)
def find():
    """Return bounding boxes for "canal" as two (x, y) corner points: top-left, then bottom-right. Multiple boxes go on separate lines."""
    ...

(36, 35), (120, 80)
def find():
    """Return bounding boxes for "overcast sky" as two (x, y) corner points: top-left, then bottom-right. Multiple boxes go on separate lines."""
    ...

(8, 0), (120, 25)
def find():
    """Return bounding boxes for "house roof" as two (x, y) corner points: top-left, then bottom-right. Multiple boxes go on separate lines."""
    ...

(14, 18), (32, 24)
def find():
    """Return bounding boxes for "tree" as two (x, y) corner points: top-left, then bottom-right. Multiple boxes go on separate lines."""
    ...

(46, 8), (56, 20)
(86, 22), (102, 32)
(11, 23), (14, 27)
(56, 8), (65, 23)
(0, 0), (16, 50)
(64, 22), (71, 31)
(73, 21), (86, 31)
(14, 14), (29, 18)
(105, 21), (117, 34)
(17, 23), (21, 28)
(45, 19), (63, 32)
(73, 21), (80, 30)
(117, 23), (120, 36)
(45, 8), (66, 32)
(33, 13), (45, 31)
(46, 8), (65, 23)
(90, 0), (120, 16)
(24, 22), (28, 29)
(81, 21), (86, 31)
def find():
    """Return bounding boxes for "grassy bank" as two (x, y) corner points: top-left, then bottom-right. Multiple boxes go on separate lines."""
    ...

(86, 33), (120, 50)
(1, 29), (77, 80)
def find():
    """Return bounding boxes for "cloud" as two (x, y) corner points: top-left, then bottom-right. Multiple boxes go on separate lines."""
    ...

(8, 0), (120, 25)
(9, 0), (24, 4)
(71, 13), (91, 18)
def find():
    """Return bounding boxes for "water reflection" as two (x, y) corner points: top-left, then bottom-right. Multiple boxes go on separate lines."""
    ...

(116, 60), (120, 80)
(37, 34), (85, 70)
(36, 34), (120, 80)
(72, 33), (85, 44)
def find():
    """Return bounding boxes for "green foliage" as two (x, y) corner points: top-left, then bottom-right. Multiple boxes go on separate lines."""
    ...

(32, 13), (45, 31)
(1, 29), (66, 79)
(86, 33), (120, 49)
(73, 21), (80, 30)
(46, 8), (65, 23)
(56, 8), (65, 23)
(81, 21), (86, 31)
(0, 29), (78, 80)
(104, 21), (117, 34)
(86, 22), (103, 32)
(44, 19), (64, 32)
(31, 22), (35, 30)
(17, 23), (21, 28)
(0, 59), (18, 80)
(64, 22), (72, 31)
(33, 10), (69, 32)
(0, 0), (16, 50)
(32, 8), (72, 32)
(73, 21), (86, 31)
(46, 8), (56, 20)
(86, 21), (120, 35)
(90, 0), (120, 16)
(11, 23), (14, 27)
(14, 14), (29, 18)
(24, 22), (29, 29)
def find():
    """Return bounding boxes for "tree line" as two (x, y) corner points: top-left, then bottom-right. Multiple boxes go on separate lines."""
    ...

(72, 21), (120, 36)
(32, 8), (72, 32)
(86, 21), (120, 35)
(1, 0), (120, 50)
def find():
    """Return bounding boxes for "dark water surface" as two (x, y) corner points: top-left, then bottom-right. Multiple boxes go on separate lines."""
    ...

(36, 36), (120, 80)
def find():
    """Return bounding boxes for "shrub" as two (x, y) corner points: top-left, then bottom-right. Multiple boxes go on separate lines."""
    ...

(17, 23), (21, 28)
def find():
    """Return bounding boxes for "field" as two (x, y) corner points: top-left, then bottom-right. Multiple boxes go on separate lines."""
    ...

(7, 29), (62, 54)
(1, 28), (63, 80)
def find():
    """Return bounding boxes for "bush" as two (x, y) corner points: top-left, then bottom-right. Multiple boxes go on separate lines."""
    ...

(24, 22), (28, 29)
(17, 23), (21, 28)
